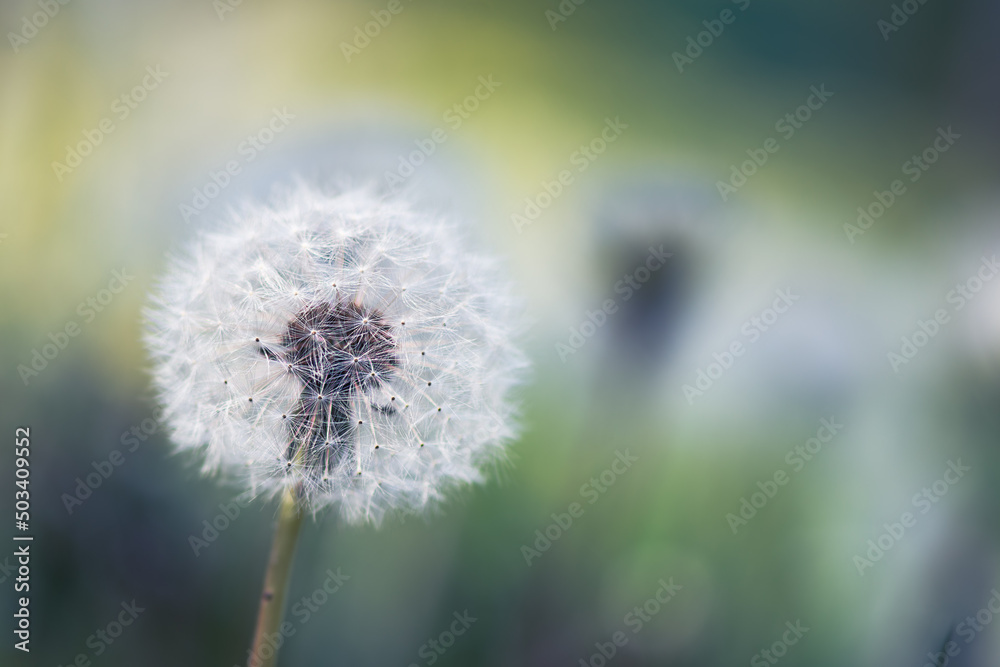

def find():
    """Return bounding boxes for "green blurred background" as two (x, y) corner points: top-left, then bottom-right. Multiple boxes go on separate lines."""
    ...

(3, 0), (1000, 665)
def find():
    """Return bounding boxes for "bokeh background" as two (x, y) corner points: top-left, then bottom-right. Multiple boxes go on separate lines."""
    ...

(3, 0), (1000, 665)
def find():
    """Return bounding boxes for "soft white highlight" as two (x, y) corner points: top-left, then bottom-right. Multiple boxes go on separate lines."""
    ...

(145, 184), (527, 525)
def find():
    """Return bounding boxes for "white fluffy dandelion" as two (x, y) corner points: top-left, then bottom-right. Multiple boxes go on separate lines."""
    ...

(145, 184), (527, 525)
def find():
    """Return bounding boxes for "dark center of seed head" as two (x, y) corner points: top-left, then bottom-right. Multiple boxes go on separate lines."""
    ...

(271, 300), (397, 464)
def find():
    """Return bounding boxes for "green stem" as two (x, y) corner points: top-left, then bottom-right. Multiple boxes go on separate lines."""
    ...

(248, 485), (305, 667)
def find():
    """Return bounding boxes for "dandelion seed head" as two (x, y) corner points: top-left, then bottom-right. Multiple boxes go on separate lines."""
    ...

(145, 184), (527, 524)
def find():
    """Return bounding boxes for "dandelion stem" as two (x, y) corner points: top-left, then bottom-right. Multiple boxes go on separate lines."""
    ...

(249, 484), (304, 667)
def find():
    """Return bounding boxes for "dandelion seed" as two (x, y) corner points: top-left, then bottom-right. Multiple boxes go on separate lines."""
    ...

(144, 183), (528, 524)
